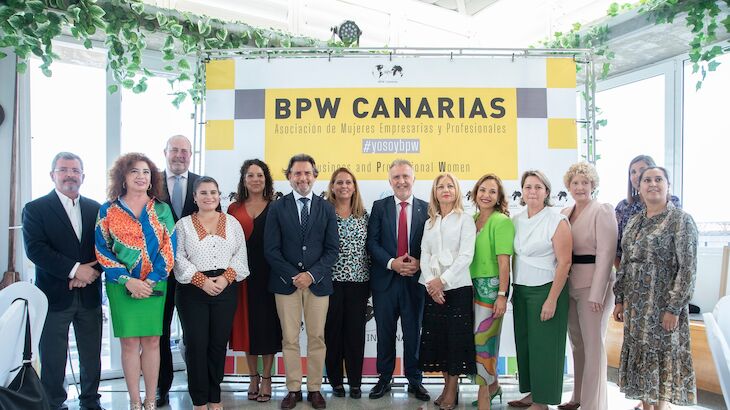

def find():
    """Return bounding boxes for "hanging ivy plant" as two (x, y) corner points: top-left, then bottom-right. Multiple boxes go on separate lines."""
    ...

(0, 0), (326, 106)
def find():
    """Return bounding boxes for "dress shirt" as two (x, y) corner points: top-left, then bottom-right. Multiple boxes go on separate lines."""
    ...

(174, 213), (250, 284)
(292, 190), (314, 223)
(55, 189), (82, 278)
(419, 210), (476, 290)
(166, 170), (189, 201)
(513, 207), (568, 286)
(386, 195), (414, 270)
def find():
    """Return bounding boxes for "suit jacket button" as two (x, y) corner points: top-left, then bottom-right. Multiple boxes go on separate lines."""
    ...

(298, 262), (303, 267)
(302, 245), (307, 251)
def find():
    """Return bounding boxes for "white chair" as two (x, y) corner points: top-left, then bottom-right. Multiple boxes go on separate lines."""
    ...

(704, 295), (730, 406)
(0, 282), (48, 387)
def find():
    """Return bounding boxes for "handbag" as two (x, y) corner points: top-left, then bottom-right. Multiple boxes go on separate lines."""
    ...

(0, 298), (49, 410)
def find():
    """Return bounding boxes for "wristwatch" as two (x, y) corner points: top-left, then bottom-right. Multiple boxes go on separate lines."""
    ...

(497, 291), (507, 297)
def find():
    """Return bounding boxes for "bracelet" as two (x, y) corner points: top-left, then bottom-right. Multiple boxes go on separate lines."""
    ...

(497, 291), (507, 297)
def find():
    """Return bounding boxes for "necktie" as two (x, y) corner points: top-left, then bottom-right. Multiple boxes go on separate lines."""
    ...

(299, 197), (310, 238)
(172, 175), (183, 218)
(397, 201), (408, 257)
(69, 199), (81, 241)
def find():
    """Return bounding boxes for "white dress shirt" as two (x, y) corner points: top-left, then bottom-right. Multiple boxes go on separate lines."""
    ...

(513, 207), (568, 286)
(292, 190), (314, 223)
(419, 210), (476, 290)
(386, 195), (414, 270)
(174, 213), (250, 283)
(55, 189), (82, 278)
(166, 170), (189, 201)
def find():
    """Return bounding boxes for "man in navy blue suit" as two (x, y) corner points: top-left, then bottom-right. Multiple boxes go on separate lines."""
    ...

(367, 159), (430, 401)
(22, 152), (104, 410)
(264, 154), (338, 410)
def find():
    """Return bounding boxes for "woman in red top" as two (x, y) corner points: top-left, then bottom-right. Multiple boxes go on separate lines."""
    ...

(228, 159), (282, 402)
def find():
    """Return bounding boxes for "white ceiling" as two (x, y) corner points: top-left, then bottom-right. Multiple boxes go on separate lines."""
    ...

(144, 0), (620, 48)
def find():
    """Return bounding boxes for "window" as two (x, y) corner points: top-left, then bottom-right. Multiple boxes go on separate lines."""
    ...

(594, 74), (666, 207)
(120, 76), (195, 171)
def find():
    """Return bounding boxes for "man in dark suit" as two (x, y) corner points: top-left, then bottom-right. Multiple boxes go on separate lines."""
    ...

(158, 135), (199, 406)
(367, 159), (430, 401)
(22, 152), (104, 410)
(264, 154), (338, 410)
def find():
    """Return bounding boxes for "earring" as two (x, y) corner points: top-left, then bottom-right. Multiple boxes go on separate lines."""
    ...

(122, 182), (126, 189)
(147, 184), (152, 191)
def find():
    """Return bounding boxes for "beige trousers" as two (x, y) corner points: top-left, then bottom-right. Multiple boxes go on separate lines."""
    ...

(567, 285), (614, 410)
(275, 288), (329, 392)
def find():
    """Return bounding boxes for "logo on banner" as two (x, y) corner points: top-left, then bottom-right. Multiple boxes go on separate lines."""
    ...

(373, 64), (404, 82)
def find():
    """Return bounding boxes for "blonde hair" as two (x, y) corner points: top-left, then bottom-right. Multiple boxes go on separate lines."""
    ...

(325, 167), (366, 218)
(563, 161), (599, 191)
(427, 173), (464, 228)
(520, 170), (553, 207)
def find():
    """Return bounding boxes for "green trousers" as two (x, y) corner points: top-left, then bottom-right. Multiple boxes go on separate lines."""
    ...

(512, 282), (569, 405)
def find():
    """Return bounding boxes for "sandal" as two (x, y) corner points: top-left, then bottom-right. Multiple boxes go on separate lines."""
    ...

(557, 402), (580, 410)
(248, 373), (261, 400)
(257, 375), (272, 403)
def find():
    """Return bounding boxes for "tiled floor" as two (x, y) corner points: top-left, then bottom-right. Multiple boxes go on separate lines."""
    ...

(64, 372), (727, 409)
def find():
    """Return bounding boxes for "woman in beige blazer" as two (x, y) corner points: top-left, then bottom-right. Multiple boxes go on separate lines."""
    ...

(558, 162), (617, 410)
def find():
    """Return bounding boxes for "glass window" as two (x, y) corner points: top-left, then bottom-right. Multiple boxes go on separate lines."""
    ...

(120, 76), (195, 171)
(594, 74), (665, 207)
(683, 53), (730, 243)
(29, 56), (107, 202)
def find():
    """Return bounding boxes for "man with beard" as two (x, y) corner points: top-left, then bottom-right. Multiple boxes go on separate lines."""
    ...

(22, 152), (104, 410)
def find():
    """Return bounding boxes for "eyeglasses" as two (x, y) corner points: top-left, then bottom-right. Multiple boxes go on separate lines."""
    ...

(54, 167), (82, 175)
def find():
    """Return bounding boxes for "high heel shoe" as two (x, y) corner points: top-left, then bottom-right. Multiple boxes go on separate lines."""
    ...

(472, 385), (502, 407)
(257, 376), (272, 403)
(435, 387), (459, 406)
(247, 373), (260, 400)
(129, 402), (142, 410)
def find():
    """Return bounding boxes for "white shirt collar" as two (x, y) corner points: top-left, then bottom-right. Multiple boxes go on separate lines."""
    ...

(393, 194), (414, 207)
(167, 170), (189, 180)
(55, 189), (80, 207)
(293, 190), (314, 202)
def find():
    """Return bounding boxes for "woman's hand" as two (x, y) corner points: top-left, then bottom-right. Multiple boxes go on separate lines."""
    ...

(125, 278), (152, 299)
(201, 278), (222, 296)
(431, 291), (446, 305)
(589, 302), (604, 312)
(211, 276), (229, 292)
(494, 295), (507, 318)
(662, 312), (679, 332)
(426, 278), (444, 295)
(613, 303), (624, 322)
(540, 298), (557, 321)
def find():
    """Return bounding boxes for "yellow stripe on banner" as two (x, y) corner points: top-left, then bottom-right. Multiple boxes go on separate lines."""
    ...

(548, 118), (577, 149)
(206, 120), (234, 150)
(206, 60), (235, 90)
(546, 59), (576, 89)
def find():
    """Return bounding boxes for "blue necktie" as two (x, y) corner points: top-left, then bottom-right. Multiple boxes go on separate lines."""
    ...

(172, 175), (183, 217)
(299, 197), (310, 238)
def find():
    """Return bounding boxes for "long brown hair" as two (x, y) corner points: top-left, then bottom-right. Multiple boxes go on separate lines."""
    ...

(231, 159), (275, 202)
(325, 167), (366, 218)
(471, 173), (509, 216)
(107, 153), (165, 202)
(427, 173), (464, 228)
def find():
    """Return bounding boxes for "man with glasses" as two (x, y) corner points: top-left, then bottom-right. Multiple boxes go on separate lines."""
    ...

(22, 152), (104, 410)
(157, 135), (200, 407)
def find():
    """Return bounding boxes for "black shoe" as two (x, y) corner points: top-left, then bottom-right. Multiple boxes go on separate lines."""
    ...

(332, 385), (346, 397)
(350, 387), (362, 399)
(408, 383), (431, 401)
(155, 391), (170, 407)
(368, 379), (392, 399)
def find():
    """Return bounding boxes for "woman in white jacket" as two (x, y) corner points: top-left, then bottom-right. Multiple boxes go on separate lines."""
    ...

(418, 172), (477, 410)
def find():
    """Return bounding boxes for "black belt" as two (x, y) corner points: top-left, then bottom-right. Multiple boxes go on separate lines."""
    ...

(572, 254), (596, 264)
(201, 269), (226, 277)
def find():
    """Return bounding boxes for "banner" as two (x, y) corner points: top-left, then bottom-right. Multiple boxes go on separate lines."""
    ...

(205, 54), (579, 377)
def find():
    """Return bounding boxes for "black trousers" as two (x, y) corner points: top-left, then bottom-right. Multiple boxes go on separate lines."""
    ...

(39, 291), (102, 410)
(324, 281), (370, 388)
(176, 281), (238, 406)
(158, 273), (177, 395)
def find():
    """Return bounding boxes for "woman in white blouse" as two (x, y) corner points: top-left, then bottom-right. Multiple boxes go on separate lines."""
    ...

(508, 170), (572, 410)
(174, 176), (250, 410)
(418, 172), (477, 410)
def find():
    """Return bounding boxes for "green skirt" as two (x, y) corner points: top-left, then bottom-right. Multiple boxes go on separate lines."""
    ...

(107, 281), (167, 338)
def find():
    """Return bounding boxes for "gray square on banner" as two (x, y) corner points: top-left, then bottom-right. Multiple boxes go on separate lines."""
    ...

(234, 89), (265, 119)
(516, 88), (547, 118)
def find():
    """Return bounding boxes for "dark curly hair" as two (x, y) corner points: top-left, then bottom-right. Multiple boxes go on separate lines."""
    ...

(107, 153), (166, 202)
(230, 159), (275, 202)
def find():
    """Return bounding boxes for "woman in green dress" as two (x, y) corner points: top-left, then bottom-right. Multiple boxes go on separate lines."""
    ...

(95, 153), (176, 410)
(469, 174), (514, 410)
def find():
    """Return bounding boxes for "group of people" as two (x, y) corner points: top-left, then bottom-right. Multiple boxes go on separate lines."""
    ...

(22, 135), (698, 410)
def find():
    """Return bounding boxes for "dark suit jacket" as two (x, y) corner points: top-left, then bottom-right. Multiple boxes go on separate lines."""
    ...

(22, 190), (102, 311)
(163, 170), (200, 222)
(367, 195), (429, 292)
(264, 193), (339, 296)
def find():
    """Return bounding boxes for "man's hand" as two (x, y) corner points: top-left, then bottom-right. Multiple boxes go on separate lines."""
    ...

(75, 262), (99, 285)
(292, 272), (314, 289)
(68, 278), (87, 290)
(392, 254), (419, 276)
